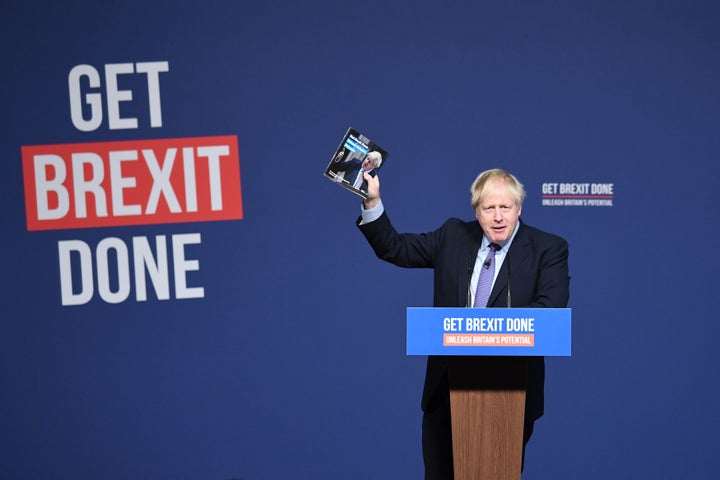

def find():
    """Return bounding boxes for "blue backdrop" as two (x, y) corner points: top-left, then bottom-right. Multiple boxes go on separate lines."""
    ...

(2, 1), (719, 478)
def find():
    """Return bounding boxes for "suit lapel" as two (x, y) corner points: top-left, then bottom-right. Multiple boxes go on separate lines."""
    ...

(457, 222), (484, 307)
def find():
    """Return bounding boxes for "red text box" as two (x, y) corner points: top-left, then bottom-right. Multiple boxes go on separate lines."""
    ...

(22, 135), (242, 230)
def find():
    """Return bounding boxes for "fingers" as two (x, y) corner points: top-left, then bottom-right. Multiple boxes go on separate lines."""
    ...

(363, 172), (381, 209)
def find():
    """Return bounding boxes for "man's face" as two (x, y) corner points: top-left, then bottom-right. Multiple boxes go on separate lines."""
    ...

(475, 180), (522, 243)
(361, 157), (374, 170)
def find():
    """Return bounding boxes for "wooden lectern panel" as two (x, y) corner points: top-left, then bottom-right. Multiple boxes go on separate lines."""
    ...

(448, 356), (527, 480)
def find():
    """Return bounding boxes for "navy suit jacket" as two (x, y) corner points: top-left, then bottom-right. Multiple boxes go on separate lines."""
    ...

(358, 210), (570, 421)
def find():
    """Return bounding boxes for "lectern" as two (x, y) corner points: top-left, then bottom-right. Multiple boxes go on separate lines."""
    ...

(406, 307), (571, 480)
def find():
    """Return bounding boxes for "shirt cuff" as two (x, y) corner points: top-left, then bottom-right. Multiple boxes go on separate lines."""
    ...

(360, 199), (384, 225)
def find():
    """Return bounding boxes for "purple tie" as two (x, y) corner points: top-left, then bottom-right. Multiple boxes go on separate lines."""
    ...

(473, 243), (500, 308)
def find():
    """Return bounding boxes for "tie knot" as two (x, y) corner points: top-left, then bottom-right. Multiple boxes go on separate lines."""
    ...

(489, 243), (501, 252)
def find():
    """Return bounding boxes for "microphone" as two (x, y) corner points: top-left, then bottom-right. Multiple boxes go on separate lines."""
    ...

(466, 252), (476, 308)
(483, 259), (492, 269)
(506, 250), (512, 308)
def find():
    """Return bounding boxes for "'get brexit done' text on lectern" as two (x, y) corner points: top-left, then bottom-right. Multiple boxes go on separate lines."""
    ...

(406, 307), (572, 480)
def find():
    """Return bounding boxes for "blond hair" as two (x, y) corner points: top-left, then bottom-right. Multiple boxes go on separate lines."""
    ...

(470, 169), (526, 210)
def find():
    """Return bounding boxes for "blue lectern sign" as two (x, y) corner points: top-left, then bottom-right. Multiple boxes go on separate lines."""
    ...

(406, 307), (572, 356)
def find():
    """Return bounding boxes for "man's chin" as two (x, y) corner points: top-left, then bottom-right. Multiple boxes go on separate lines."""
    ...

(490, 230), (507, 242)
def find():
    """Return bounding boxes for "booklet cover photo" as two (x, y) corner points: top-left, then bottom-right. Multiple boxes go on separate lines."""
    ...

(323, 127), (389, 199)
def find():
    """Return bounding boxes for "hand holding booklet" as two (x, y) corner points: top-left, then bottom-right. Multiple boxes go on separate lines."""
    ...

(323, 127), (389, 199)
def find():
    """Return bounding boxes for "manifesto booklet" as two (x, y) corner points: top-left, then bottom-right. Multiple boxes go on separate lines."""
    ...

(323, 127), (389, 199)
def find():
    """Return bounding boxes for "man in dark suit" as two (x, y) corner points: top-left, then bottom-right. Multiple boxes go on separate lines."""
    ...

(335, 151), (383, 194)
(356, 168), (569, 479)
